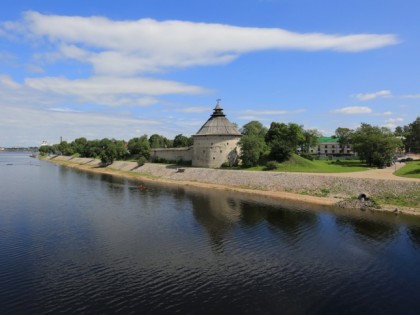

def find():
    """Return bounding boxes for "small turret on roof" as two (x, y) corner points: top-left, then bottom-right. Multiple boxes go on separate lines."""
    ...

(194, 100), (241, 136)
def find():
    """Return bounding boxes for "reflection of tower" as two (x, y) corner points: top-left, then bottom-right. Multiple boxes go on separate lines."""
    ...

(192, 100), (241, 168)
(189, 189), (241, 251)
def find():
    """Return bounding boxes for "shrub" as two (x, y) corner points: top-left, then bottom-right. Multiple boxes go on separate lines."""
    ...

(265, 160), (278, 170)
(300, 153), (314, 161)
(137, 156), (147, 166)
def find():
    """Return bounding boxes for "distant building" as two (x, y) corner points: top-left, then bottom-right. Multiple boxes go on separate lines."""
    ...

(151, 102), (242, 168)
(309, 137), (354, 156)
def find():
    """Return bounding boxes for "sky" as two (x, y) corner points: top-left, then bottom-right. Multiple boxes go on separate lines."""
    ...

(1, 0), (419, 147)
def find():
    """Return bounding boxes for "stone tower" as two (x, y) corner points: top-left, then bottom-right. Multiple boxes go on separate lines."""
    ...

(192, 102), (241, 168)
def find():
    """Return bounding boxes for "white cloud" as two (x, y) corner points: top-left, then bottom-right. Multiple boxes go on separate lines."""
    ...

(0, 104), (161, 146)
(354, 90), (391, 101)
(3, 11), (399, 76)
(333, 106), (373, 114)
(385, 117), (404, 123)
(382, 123), (398, 130)
(18, 76), (207, 107)
(383, 111), (393, 115)
(0, 75), (20, 89)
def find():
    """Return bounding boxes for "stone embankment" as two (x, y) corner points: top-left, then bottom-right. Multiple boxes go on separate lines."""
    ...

(47, 156), (420, 214)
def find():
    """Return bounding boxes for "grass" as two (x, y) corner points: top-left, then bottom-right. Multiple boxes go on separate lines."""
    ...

(247, 154), (370, 173)
(375, 191), (420, 208)
(395, 161), (420, 179)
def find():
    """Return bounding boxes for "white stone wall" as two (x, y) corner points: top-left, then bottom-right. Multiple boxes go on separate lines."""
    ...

(192, 135), (241, 168)
(151, 147), (192, 162)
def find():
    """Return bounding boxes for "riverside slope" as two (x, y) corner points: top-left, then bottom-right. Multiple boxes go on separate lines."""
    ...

(46, 156), (420, 215)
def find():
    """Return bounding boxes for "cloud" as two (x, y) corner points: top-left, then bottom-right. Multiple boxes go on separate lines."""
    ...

(3, 75), (207, 107)
(382, 123), (398, 130)
(0, 104), (161, 146)
(354, 90), (391, 101)
(385, 117), (404, 123)
(333, 106), (373, 114)
(3, 11), (399, 76)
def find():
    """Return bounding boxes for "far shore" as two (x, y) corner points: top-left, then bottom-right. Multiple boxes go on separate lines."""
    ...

(43, 155), (420, 216)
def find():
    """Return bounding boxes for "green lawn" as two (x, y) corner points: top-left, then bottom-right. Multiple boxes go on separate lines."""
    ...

(395, 161), (420, 179)
(247, 154), (371, 173)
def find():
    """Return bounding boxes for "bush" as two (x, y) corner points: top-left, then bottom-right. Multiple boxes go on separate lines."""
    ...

(265, 160), (278, 170)
(137, 156), (147, 166)
(300, 153), (314, 161)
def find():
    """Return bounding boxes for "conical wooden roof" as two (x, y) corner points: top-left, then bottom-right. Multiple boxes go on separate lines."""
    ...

(195, 103), (241, 136)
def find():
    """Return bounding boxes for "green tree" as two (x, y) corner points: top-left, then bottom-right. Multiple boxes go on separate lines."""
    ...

(113, 139), (129, 160)
(38, 145), (54, 155)
(128, 135), (150, 159)
(301, 129), (322, 153)
(404, 117), (420, 153)
(99, 138), (117, 165)
(173, 134), (191, 147)
(57, 141), (74, 156)
(149, 134), (172, 148)
(351, 123), (402, 167)
(265, 122), (305, 162)
(71, 137), (88, 156)
(240, 120), (268, 137)
(84, 139), (102, 158)
(335, 127), (353, 147)
(238, 121), (268, 167)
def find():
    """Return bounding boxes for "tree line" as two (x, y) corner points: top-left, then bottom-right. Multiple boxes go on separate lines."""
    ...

(239, 117), (419, 168)
(39, 117), (419, 169)
(38, 134), (193, 165)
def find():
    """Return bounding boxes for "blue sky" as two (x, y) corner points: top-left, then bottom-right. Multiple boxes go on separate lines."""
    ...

(1, 0), (419, 147)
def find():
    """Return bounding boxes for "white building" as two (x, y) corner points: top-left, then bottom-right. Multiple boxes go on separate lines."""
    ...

(309, 137), (354, 156)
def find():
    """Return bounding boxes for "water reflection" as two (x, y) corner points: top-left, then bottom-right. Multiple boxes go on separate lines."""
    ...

(189, 190), (241, 252)
(336, 216), (398, 242)
(407, 226), (420, 249)
(3, 153), (420, 314)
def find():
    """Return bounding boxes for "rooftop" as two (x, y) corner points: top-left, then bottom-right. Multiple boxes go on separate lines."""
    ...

(194, 102), (241, 136)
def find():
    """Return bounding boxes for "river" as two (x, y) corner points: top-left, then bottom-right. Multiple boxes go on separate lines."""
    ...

(1, 152), (420, 314)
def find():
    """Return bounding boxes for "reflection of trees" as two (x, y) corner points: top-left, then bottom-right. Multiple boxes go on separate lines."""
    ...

(238, 200), (319, 240)
(407, 227), (420, 249)
(336, 217), (397, 241)
(265, 207), (318, 237)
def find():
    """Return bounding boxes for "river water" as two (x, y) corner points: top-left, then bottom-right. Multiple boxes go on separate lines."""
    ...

(1, 152), (420, 314)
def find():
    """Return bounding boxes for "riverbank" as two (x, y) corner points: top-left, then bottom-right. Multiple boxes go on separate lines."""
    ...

(44, 155), (420, 215)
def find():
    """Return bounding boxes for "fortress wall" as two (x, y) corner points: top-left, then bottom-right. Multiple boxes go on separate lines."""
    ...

(151, 147), (192, 162)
